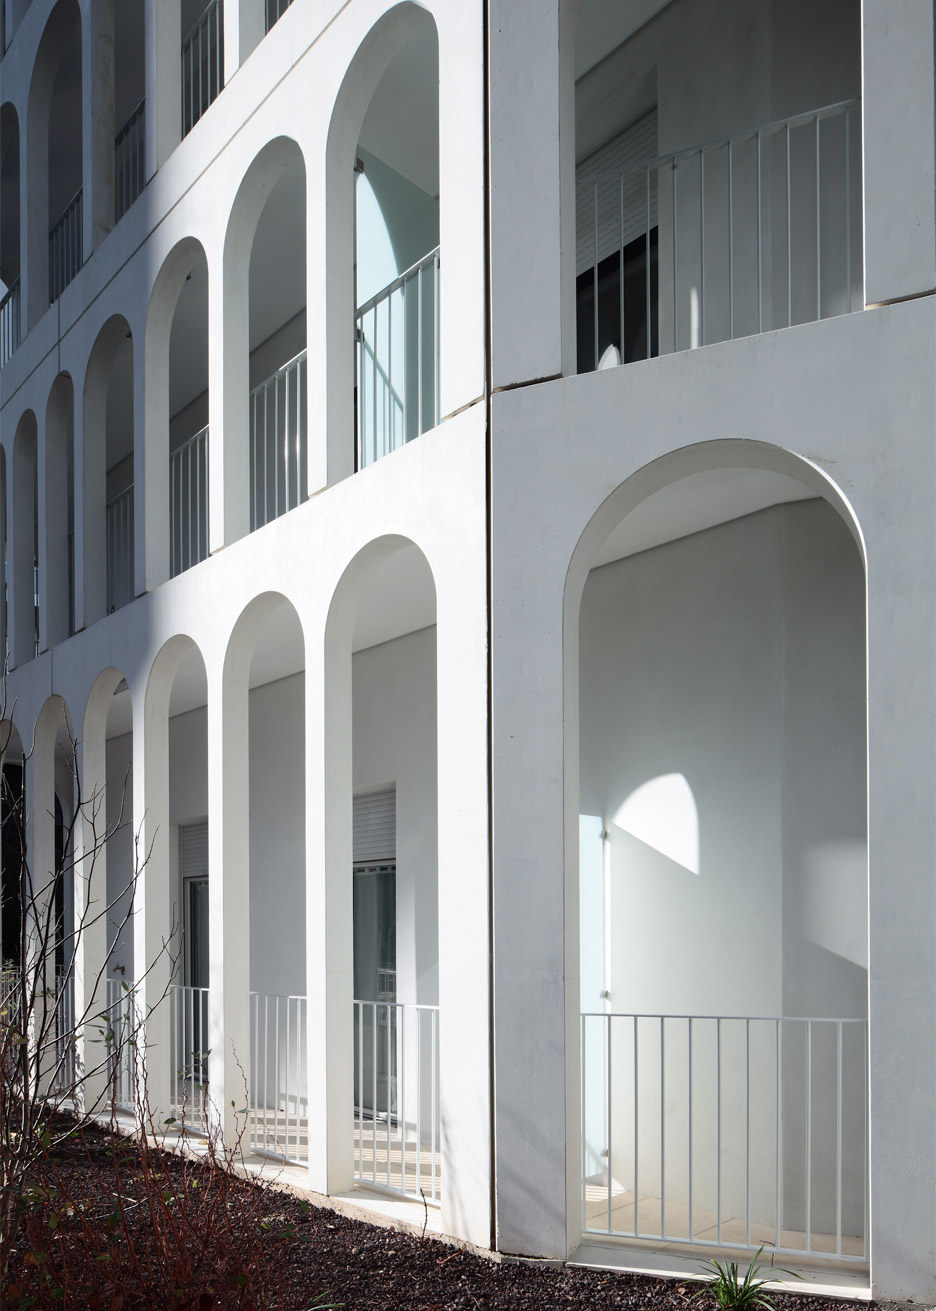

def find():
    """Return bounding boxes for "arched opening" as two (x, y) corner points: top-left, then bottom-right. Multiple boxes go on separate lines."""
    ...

(28, 0), (83, 313)
(353, 15), (439, 467)
(50, 701), (78, 1088)
(0, 446), (8, 660)
(242, 141), (307, 532)
(572, 451), (868, 1265)
(44, 372), (75, 645)
(84, 316), (135, 619)
(114, 0), (146, 219)
(164, 243), (209, 576)
(181, 0), (223, 137)
(1, 103), (20, 361)
(0, 719), (26, 971)
(225, 594), (306, 1161)
(571, 0), (861, 372)
(11, 411), (38, 666)
(324, 539), (440, 1202)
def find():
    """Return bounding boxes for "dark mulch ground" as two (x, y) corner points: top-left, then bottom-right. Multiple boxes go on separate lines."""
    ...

(7, 1117), (874, 1311)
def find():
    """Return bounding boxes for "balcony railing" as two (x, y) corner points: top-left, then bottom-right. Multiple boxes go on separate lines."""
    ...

(576, 99), (861, 371)
(115, 99), (146, 220)
(353, 999), (441, 1205)
(249, 349), (307, 532)
(170, 426), (208, 577)
(106, 485), (134, 613)
(249, 992), (307, 1164)
(170, 983), (210, 1130)
(49, 189), (83, 302)
(182, 0), (223, 137)
(355, 247), (440, 470)
(1, 277), (19, 364)
(582, 1012), (868, 1262)
(265, 0), (293, 32)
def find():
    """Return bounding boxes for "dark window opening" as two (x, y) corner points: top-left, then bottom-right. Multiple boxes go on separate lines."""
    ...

(576, 227), (659, 374)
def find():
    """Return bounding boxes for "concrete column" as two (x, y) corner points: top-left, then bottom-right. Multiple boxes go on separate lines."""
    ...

(42, 384), (73, 649)
(9, 421), (37, 668)
(206, 656), (251, 1147)
(81, 359), (107, 627)
(488, 0), (567, 389)
(21, 69), (48, 328)
(862, 0), (936, 305)
(209, 244), (249, 550)
(133, 675), (175, 1121)
(305, 138), (327, 495)
(83, 0), (116, 255)
(73, 723), (110, 1111)
(132, 331), (147, 599)
(34, 407), (49, 653)
(71, 397), (87, 632)
(305, 622), (354, 1195)
(145, 0), (181, 174)
(28, 709), (58, 1092)
(223, 0), (264, 81)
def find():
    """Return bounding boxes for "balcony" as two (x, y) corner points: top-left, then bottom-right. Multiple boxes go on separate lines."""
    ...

(182, 0), (223, 138)
(249, 350), (307, 532)
(355, 247), (440, 470)
(49, 189), (83, 303)
(0, 278), (19, 365)
(115, 99), (146, 221)
(170, 426), (208, 577)
(576, 100), (861, 372)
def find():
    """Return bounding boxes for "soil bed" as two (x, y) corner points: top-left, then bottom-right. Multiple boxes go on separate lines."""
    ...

(7, 1119), (874, 1311)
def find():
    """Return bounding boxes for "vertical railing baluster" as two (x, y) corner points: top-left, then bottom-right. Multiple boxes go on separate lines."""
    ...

(805, 1020), (813, 1251)
(756, 130), (763, 333)
(715, 1016), (721, 1244)
(687, 1017), (693, 1241)
(606, 1012), (613, 1232)
(815, 112), (822, 320)
(727, 138), (734, 339)
(845, 108), (852, 313)
(836, 1020), (843, 1256)
(660, 1016), (665, 1237)
(745, 1017), (751, 1246)
(592, 180), (599, 369)
(671, 159), (678, 353)
(632, 1015), (638, 1234)
(645, 167), (652, 360)
(698, 148), (705, 347)
(785, 121), (792, 326)
(775, 1018), (782, 1250)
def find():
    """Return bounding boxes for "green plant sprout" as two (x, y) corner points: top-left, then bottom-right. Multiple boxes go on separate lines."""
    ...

(691, 1246), (800, 1311)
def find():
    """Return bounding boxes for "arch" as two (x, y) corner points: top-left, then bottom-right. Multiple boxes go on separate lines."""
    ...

(221, 136), (309, 543)
(26, 0), (83, 322)
(566, 439), (868, 1256)
(319, 534), (440, 1197)
(220, 590), (307, 1155)
(83, 314), (135, 621)
(44, 371), (75, 646)
(1, 102), (21, 359)
(11, 409), (38, 666)
(324, 4), (440, 483)
(145, 236), (210, 585)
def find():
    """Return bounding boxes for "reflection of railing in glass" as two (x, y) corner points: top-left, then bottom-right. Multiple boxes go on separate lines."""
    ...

(1, 278), (20, 365)
(576, 99), (861, 372)
(249, 350), (307, 532)
(106, 485), (134, 613)
(49, 189), (83, 302)
(265, 0), (293, 32)
(181, 0), (223, 137)
(115, 99), (146, 221)
(170, 426), (208, 577)
(353, 999), (440, 1205)
(581, 1011), (868, 1262)
(355, 247), (440, 470)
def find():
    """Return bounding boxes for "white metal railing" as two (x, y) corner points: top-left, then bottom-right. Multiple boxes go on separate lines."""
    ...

(49, 189), (83, 302)
(105, 978), (136, 1112)
(182, 0), (223, 137)
(1, 277), (19, 364)
(355, 247), (440, 470)
(169, 984), (210, 1129)
(577, 99), (861, 371)
(581, 1013), (868, 1262)
(32, 555), (39, 657)
(265, 0), (293, 31)
(249, 349), (307, 532)
(249, 992), (307, 1163)
(106, 485), (133, 613)
(170, 427), (208, 576)
(353, 1000), (440, 1205)
(52, 969), (75, 1091)
(115, 99), (145, 220)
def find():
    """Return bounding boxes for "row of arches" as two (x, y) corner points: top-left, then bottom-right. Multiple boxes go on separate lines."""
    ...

(2, 2), (442, 664)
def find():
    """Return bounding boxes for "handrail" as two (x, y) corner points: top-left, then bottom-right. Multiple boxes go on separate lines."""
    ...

(356, 245), (441, 321)
(582, 97), (860, 186)
(115, 98), (145, 148)
(248, 347), (307, 400)
(182, 0), (220, 53)
(172, 424), (209, 461)
(48, 188), (83, 242)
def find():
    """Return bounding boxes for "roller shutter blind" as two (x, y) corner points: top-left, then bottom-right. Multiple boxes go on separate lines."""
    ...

(353, 787), (396, 865)
(180, 820), (209, 879)
(576, 107), (658, 277)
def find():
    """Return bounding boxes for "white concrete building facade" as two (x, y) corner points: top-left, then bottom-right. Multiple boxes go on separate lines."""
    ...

(1, 0), (934, 1302)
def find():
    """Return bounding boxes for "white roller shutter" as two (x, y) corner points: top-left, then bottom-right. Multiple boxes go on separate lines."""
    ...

(180, 820), (209, 879)
(353, 787), (396, 865)
(576, 107), (658, 276)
